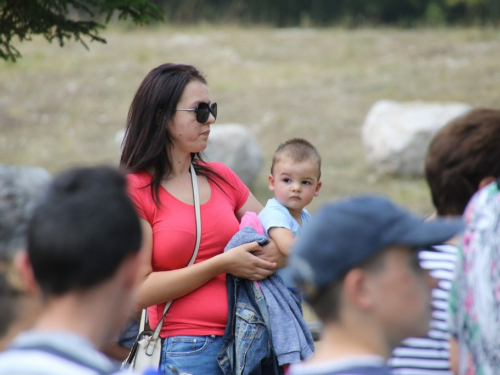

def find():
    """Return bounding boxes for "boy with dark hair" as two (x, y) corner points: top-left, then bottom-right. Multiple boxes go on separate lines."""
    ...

(287, 196), (462, 375)
(0, 166), (143, 375)
(390, 108), (500, 375)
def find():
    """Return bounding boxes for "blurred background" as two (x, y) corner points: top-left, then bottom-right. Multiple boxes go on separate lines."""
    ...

(1, 0), (500, 215)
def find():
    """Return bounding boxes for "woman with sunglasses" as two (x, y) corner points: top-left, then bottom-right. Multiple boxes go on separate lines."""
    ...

(120, 63), (283, 375)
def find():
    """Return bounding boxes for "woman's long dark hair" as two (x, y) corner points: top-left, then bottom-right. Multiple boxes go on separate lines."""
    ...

(120, 63), (228, 204)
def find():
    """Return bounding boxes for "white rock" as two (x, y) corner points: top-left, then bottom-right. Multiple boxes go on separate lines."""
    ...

(204, 124), (263, 186)
(115, 129), (125, 148)
(361, 100), (472, 177)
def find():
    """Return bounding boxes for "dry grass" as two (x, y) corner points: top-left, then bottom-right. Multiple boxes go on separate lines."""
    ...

(2, 25), (500, 214)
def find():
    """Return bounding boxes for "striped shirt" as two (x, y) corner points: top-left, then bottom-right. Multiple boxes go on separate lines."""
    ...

(389, 244), (456, 375)
(0, 331), (130, 375)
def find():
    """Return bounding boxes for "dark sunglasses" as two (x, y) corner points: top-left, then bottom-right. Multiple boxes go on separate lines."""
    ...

(174, 102), (217, 124)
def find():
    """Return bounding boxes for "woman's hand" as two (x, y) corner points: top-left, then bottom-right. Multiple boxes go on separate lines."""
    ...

(224, 242), (277, 280)
(252, 238), (288, 269)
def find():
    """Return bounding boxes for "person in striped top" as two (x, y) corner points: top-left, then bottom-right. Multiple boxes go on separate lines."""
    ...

(389, 108), (500, 375)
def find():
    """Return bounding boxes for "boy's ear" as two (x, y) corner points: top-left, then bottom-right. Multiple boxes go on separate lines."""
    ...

(314, 181), (322, 197)
(343, 268), (375, 311)
(15, 251), (39, 294)
(268, 174), (275, 191)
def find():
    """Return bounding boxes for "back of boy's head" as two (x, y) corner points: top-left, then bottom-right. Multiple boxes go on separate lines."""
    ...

(27, 166), (142, 296)
(426, 108), (500, 216)
(271, 138), (322, 179)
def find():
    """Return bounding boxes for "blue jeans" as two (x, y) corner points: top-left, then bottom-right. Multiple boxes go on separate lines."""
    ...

(160, 335), (224, 375)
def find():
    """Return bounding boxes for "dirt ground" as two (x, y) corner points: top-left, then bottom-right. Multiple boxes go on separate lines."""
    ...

(2, 25), (500, 215)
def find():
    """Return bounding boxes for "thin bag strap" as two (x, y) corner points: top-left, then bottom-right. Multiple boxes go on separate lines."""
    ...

(139, 308), (146, 333)
(189, 163), (202, 265)
(149, 163), (201, 342)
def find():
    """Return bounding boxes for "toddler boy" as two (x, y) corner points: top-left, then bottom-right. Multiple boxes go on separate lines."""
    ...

(259, 138), (322, 295)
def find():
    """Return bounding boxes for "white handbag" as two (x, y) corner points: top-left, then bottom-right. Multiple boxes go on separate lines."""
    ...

(125, 309), (162, 372)
(122, 164), (202, 372)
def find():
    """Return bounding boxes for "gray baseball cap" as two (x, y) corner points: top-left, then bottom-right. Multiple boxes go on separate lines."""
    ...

(288, 195), (463, 301)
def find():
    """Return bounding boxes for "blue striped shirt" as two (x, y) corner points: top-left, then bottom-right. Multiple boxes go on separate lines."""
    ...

(389, 244), (456, 375)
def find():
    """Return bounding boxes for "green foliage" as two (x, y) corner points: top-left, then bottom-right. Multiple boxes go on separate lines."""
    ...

(153, 0), (500, 26)
(425, 2), (446, 25)
(0, 0), (164, 62)
(446, 0), (500, 23)
(1, 0), (498, 63)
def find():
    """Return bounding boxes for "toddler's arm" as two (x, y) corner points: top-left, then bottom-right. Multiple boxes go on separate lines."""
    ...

(268, 227), (295, 256)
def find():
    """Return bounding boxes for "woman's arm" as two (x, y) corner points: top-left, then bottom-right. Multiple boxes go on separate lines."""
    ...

(134, 218), (277, 310)
(267, 227), (295, 256)
(235, 191), (263, 219)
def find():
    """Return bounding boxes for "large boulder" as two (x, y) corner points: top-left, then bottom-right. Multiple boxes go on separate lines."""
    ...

(361, 100), (472, 177)
(204, 124), (263, 186)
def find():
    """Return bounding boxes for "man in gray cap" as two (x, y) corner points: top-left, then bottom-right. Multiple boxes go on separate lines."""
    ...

(287, 195), (462, 375)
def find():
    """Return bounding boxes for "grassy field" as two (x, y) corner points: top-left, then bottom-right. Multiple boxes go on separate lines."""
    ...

(2, 25), (500, 215)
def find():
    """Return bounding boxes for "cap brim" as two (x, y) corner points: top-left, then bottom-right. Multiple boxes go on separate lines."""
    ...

(397, 217), (464, 248)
